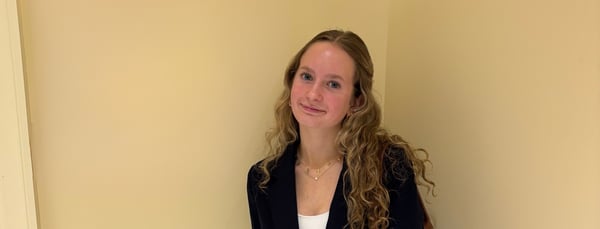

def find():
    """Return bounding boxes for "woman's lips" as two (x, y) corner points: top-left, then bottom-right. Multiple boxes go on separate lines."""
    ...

(300, 103), (325, 114)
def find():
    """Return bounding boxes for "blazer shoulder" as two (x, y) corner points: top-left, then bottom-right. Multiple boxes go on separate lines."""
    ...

(383, 146), (415, 188)
(247, 160), (265, 187)
(384, 147), (425, 228)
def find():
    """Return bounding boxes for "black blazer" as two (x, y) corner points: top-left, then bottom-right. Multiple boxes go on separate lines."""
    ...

(247, 142), (424, 229)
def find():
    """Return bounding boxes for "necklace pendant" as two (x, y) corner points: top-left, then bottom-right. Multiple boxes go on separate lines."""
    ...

(314, 177), (318, 181)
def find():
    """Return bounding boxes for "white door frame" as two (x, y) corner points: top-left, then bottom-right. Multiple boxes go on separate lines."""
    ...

(0, 0), (38, 228)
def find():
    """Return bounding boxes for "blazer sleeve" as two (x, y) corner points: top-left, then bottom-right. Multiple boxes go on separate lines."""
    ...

(386, 149), (425, 229)
(247, 164), (270, 229)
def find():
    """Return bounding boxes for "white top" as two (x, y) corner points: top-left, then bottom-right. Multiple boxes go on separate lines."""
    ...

(298, 211), (330, 229)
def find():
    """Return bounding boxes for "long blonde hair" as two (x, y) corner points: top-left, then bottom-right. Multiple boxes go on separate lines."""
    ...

(258, 30), (435, 228)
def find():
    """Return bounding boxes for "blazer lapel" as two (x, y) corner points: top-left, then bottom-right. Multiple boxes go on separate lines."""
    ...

(326, 161), (348, 228)
(267, 142), (349, 229)
(268, 143), (300, 229)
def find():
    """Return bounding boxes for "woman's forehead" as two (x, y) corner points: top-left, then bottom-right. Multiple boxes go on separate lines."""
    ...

(298, 42), (355, 81)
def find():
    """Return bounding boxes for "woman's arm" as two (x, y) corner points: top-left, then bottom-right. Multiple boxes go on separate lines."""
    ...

(385, 148), (426, 229)
(247, 165), (263, 229)
(388, 172), (425, 228)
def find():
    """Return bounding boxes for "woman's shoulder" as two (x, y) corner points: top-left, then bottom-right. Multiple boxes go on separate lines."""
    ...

(247, 159), (266, 185)
(382, 145), (415, 187)
(383, 145), (411, 168)
(247, 144), (296, 187)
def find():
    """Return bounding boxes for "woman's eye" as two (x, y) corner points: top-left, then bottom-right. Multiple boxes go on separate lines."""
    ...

(300, 73), (313, 81)
(327, 81), (341, 89)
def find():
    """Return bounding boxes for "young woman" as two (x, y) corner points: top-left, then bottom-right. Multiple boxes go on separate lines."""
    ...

(247, 30), (435, 229)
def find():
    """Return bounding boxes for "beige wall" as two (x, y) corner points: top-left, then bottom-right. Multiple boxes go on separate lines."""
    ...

(19, 0), (600, 228)
(18, 1), (389, 228)
(385, 0), (600, 228)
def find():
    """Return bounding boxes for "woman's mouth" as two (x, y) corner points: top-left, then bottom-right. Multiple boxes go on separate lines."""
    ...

(299, 103), (325, 114)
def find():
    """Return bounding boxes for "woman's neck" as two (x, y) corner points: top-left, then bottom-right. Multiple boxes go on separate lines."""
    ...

(297, 126), (341, 168)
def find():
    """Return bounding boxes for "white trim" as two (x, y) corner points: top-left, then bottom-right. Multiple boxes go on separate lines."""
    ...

(1, 0), (38, 228)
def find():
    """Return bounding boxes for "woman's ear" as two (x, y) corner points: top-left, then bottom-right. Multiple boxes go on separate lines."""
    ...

(349, 94), (364, 113)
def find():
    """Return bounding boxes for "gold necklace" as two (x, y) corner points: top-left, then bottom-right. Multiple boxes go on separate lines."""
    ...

(296, 156), (342, 181)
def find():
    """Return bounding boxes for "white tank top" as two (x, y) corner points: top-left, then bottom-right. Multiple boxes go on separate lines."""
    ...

(298, 211), (329, 229)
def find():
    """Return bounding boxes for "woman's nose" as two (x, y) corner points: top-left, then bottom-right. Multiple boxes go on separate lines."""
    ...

(307, 83), (323, 101)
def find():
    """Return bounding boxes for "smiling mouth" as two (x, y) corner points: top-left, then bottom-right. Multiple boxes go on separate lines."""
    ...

(299, 103), (325, 114)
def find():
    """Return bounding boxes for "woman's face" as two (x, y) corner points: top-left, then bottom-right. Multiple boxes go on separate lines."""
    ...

(290, 42), (356, 131)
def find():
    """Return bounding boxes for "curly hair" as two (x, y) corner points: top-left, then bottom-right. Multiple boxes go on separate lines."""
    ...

(258, 30), (435, 229)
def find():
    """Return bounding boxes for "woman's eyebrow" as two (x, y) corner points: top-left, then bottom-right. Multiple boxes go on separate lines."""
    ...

(325, 74), (345, 82)
(299, 66), (346, 82)
(298, 66), (314, 73)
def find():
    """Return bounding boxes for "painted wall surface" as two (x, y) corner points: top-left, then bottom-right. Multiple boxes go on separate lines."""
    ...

(19, 0), (600, 228)
(384, 0), (600, 228)
(18, 1), (389, 228)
